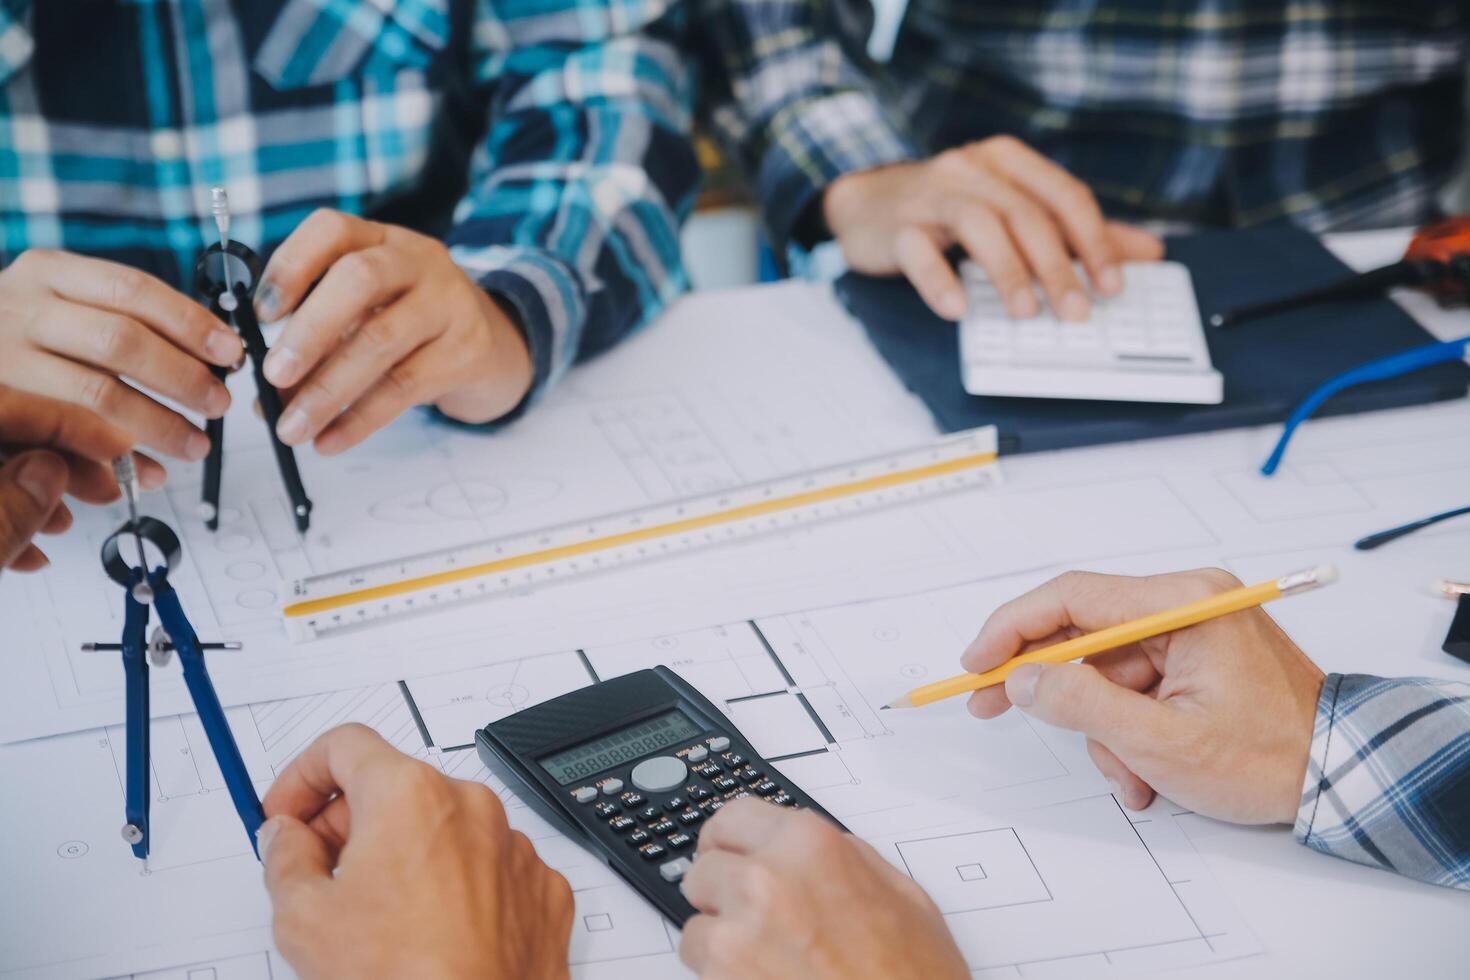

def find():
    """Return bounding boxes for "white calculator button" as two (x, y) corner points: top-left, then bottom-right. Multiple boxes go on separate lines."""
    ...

(707, 736), (731, 752)
(573, 786), (598, 804)
(600, 778), (624, 796)
(632, 756), (687, 793)
(660, 857), (693, 883)
(686, 745), (709, 763)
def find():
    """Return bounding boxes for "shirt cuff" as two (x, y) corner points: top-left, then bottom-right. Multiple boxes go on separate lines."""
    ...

(756, 90), (918, 255)
(1296, 673), (1470, 889)
(446, 244), (588, 425)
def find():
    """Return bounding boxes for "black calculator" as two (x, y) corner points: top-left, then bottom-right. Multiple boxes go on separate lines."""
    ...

(475, 665), (846, 924)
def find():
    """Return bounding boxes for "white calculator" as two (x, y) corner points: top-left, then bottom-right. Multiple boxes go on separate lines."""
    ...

(958, 261), (1224, 404)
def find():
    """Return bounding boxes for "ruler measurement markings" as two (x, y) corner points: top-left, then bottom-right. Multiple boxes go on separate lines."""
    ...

(287, 432), (998, 639)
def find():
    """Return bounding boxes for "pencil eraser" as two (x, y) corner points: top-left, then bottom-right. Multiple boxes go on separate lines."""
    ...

(1312, 563), (1339, 586)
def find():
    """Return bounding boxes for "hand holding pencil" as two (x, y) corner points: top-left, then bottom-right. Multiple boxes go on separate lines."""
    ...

(945, 567), (1330, 824)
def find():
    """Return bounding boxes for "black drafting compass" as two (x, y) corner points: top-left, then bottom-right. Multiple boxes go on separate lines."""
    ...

(195, 187), (313, 533)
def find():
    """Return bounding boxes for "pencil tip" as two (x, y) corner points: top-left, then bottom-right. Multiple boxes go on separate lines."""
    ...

(881, 695), (913, 710)
(879, 705), (889, 711)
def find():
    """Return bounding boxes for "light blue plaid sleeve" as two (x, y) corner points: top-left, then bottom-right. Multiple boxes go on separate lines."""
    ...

(1296, 673), (1470, 890)
(446, 0), (700, 416)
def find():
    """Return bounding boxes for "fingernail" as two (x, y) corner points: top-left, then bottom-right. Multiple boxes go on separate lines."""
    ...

(206, 330), (242, 365)
(276, 408), (309, 446)
(1059, 290), (1090, 321)
(256, 817), (281, 863)
(139, 463), (167, 490)
(1108, 778), (1124, 800)
(15, 454), (65, 507)
(206, 384), (231, 418)
(1123, 787), (1147, 810)
(255, 282), (280, 322)
(186, 431), (212, 461)
(1007, 290), (1039, 319)
(1006, 663), (1042, 707)
(939, 290), (966, 320)
(263, 347), (300, 387)
(1097, 266), (1123, 295)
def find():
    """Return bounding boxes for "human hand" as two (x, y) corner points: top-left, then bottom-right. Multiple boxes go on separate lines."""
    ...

(963, 569), (1325, 823)
(0, 385), (137, 573)
(0, 250), (244, 479)
(254, 210), (534, 455)
(822, 137), (1163, 321)
(259, 724), (573, 980)
(680, 799), (969, 980)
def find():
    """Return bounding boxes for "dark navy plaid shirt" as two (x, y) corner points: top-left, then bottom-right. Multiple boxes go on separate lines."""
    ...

(696, 0), (1468, 252)
(0, 0), (700, 406)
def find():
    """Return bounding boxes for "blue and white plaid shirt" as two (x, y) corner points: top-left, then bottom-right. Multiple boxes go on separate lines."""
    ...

(695, 0), (1467, 253)
(0, 0), (699, 408)
(1298, 674), (1470, 890)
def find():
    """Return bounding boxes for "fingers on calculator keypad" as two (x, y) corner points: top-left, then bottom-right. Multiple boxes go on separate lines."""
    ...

(572, 732), (804, 887)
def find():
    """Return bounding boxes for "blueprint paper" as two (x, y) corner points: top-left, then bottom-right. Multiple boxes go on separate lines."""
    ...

(3, 579), (1265, 980)
(10, 354), (1470, 743)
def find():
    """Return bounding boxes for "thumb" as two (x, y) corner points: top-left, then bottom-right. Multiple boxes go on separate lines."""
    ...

(260, 815), (333, 904)
(0, 452), (68, 568)
(1005, 661), (1171, 757)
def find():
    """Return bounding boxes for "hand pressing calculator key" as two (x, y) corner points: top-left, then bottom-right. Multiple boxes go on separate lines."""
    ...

(958, 260), (1224, 404)
(475, 666), (844, 924)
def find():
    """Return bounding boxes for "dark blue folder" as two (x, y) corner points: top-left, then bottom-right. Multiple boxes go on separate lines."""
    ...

(833, 226), (1470, 454)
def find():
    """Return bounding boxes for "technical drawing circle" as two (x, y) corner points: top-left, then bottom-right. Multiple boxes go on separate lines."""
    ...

(873, 627), (901, 642)
(236, 589), (277, 610)
(57, 840), (89, 859)
(485, 683), (531, 708)
(367, 479), (565, 525)
(226, 561), (266, 582)
(900, 664), (928, 679)
(215, 533), (253, 553)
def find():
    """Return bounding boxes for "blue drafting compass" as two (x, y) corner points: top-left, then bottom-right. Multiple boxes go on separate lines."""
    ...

(83, 457), (265, 865)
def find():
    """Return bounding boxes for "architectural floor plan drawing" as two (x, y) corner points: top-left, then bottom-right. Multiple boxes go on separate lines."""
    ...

(4, 578), (1266, 980)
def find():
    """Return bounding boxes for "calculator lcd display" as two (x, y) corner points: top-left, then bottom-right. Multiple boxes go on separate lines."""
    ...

(539, 709), (704, 786)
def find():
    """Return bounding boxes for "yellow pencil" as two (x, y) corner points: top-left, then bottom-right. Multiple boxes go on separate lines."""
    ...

(883, 564), (1338, 710)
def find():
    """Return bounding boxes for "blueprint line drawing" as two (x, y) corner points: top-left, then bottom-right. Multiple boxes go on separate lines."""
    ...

(4, 576), (1267, 980)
